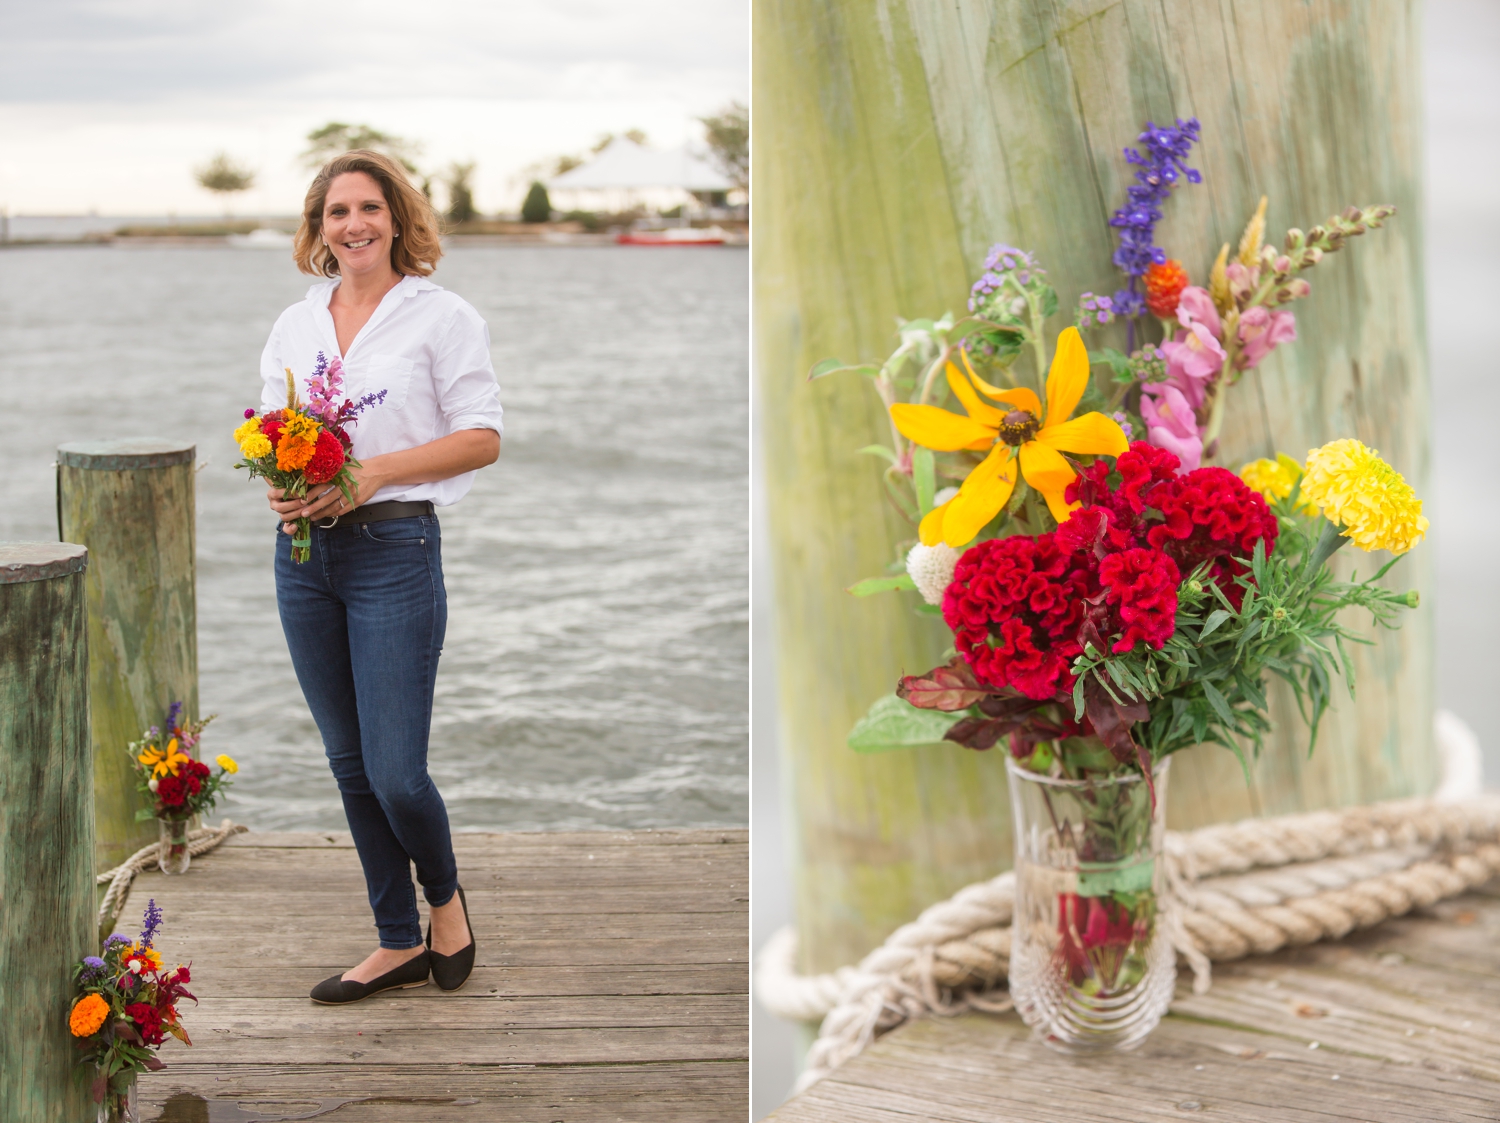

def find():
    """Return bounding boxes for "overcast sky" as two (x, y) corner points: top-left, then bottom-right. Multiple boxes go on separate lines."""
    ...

(0, 0), (747, 215)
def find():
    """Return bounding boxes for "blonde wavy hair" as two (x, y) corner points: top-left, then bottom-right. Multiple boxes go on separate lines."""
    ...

(293, 150), (442, 278)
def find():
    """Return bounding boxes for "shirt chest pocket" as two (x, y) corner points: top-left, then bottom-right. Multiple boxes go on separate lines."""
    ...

(349, 354), (416, 413)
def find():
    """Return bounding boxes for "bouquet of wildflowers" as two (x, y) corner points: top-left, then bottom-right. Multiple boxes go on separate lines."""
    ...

(69, 900), (195, 1114)
(128, 702), (235, 824)
(233, 352), (385, 562)
(818, 116), (1424, 780)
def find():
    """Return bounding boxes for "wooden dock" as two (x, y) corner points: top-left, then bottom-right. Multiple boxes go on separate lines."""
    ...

(123, 828), (747, 1122)
(769, 883), (1500, 1122)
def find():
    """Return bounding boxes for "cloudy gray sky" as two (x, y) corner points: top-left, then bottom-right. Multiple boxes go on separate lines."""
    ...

(0, 0), (747, 214)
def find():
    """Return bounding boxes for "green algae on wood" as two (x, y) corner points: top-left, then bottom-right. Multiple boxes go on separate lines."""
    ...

(0, 543), (95, 1120)
(57, 439), (199, 872)
(754, 0), (1432, 975)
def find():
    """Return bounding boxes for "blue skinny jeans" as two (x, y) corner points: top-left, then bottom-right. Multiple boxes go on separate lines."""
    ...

(274, 514), (458, 949)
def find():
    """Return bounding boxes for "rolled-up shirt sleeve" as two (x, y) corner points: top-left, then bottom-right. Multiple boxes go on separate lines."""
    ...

(432, 305), (504, 437)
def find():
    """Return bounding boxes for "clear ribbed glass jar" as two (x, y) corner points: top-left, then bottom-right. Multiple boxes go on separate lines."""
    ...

(158, 817), (191, 875)
(96, 1067), (138, 1122)
(1006, 752), (1174, 1053)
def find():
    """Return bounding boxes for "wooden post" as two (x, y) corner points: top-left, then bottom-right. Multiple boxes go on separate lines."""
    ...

(0, 543), (94, 1120)
(754, 0), (1433, 973)
(57, 439), (198, 872)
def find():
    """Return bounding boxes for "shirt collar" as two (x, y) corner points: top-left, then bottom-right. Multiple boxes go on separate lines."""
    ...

(305, 274), (440, 307)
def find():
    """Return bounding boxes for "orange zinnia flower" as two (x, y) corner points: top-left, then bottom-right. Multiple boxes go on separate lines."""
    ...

(70, 993), (109, 1037)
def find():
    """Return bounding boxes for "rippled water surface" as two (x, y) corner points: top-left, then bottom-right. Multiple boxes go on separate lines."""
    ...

(0, 244), (748, 830)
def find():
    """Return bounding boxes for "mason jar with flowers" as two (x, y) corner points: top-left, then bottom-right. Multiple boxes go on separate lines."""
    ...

(128, 703), (237, 875)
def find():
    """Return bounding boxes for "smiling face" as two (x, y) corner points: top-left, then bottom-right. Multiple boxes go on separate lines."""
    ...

(321, 171), (397, 277)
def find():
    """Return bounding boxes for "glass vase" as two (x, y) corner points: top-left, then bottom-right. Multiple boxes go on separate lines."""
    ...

(158, 816), (191, 875)
(1006, 752), (1175, 1053)
(96, 1067), (138, 1123)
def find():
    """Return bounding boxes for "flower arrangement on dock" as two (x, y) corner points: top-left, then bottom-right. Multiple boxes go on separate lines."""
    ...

(817, 117), (1427, 1052)
(233, 352), (385, 562)
(128, 702), (235, 875)
(69, 900), (194, 1119)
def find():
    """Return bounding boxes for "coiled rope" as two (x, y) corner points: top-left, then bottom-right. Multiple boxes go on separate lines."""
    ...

(95, 818), (249, 934)
(756, 794), (1500, 1092)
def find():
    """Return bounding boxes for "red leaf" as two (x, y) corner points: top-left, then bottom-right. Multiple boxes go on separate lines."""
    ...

(112, 1021), (141, 1045)
(144, 1056), (167, 1071)
(91, 1067), (107, 1103)
(897, 657), (993, 711)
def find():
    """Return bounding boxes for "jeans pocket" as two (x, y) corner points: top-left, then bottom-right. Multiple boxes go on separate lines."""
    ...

(362, 517), (430, 545)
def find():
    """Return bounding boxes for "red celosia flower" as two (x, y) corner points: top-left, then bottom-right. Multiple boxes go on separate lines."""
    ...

(943, 534), (1094, 700)
(1098, 548), (1180, 652)
(261, 416), (285, 448)
(125, 1002), (167, 1046)
(1147, 467), (1278, 607)
(303, 429), (347, 485)
(1143, 259), (1189, 319)
(156, 774), (188, 807)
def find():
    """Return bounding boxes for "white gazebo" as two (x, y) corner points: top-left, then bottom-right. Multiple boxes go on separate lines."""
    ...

(546, 138), (735, 216)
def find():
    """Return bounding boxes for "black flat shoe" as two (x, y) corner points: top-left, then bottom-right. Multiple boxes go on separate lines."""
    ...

(309, 950), (430, 1005)
(426, 884), (476, 991)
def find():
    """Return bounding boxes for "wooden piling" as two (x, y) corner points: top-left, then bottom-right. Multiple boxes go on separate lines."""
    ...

(754, 0), (1433, 972)
(0, 542), (94, 1121)
(57, 439), (198, 872)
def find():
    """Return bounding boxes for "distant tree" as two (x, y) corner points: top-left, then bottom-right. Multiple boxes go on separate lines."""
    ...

(553, 154), (584, 176)
(194, 153), (256, 215)
(521, 182), (552, 224)
(698, 101), (748, 189)
(590, 128), (648, 154)
(302, 122), (422, 175)
(445, 162), (478, 225)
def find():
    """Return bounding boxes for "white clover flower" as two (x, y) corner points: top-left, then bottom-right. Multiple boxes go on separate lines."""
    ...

(148, 778), (159, 792)
(906, 542), (962, 606)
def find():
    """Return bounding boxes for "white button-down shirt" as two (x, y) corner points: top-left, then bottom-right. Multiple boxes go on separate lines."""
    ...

(259, 274), (504, 508)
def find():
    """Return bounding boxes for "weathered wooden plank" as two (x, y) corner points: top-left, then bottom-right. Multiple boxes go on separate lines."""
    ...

(151, 1025), (746, 1068)
(0, 544), (94, 1121)
(140, 1062), (748, 1123)
(756, 0), (1434, 972)
(57, 440), (198, 871)
(767, 891), (1500, 1121)
(165, 963), (747, 999)
(223, 828), (747, 849)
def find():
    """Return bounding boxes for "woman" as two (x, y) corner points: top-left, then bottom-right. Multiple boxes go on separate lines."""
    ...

(260, 150), (503, 1003)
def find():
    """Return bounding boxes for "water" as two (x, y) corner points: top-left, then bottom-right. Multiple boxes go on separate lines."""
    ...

(0, 243), (748, 831)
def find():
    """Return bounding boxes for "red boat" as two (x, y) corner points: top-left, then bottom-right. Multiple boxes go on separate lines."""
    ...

(616, 227), (727, 246)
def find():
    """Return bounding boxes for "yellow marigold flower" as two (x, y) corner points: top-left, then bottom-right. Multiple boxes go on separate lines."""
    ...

(215, 754), (239, 774)
(233, 417), (262, 446)
(69, 993), (109, 1037)
(239, 432), (273, 459)
(1240, 453), (1317, 514)
(1300, 438), (1428, 554)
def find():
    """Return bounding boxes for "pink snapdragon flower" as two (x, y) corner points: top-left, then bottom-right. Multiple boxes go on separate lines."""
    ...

(1157, 286), (1225, 408)
(1175, 285), (1221, 337)
(1236, 306), (1297, 369)
(1140, 382), (1203, 472)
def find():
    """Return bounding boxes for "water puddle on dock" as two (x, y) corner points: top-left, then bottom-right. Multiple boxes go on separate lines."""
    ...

(150, 1093), (481, 1121)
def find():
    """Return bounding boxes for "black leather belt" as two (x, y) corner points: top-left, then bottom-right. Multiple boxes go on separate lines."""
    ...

(317, 499), (434, 528)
